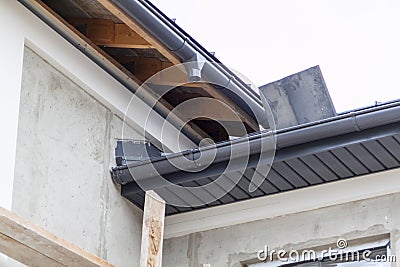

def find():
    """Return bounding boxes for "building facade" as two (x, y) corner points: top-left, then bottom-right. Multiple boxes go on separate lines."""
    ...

(1, 1), (400, 267)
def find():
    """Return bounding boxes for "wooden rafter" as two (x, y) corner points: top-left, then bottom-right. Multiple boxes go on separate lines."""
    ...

(0, 206), (114, 267)
(177, 98), (247, 122)
(70, 18), (154, 49)
(111, 55), (204, 89)
(96, 0), (181, 64)
(201, 83), (260, 131)
(96, 0), (260, 132)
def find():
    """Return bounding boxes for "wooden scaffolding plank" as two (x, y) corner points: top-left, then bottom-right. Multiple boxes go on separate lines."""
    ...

(0, 206), (114, 267)
(0, 233), (62, 267)
(140, 191), (166, 267)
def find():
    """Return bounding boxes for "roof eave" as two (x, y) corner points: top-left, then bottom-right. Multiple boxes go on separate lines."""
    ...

(113, 100), (400, 191)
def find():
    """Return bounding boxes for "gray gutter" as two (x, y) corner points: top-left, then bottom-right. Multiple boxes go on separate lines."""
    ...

(112, 100), (400, 190)
(110, 0), (268, 127)
(276, 99), (400, 147)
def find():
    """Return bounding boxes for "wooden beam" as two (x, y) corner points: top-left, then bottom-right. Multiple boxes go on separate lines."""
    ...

(70, 18), (153, 49)
(0, 233), (62, 267)
(0, 206), (114, 267)
(96, 0), (259, 132)
(178, 98), (245, 122)
(140, 191), (166, 267)
(201, 83), (260, 131)
(97, 0), (181, 65)
(114, 23), (152, 48)
(113, 56), (202, 88)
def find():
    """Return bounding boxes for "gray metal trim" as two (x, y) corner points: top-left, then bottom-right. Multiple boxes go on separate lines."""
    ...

(121, 124), (400, 214)
(112, 101), (400, 190)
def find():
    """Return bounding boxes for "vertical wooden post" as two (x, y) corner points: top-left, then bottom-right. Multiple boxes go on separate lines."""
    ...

(140, 191), (166, 267)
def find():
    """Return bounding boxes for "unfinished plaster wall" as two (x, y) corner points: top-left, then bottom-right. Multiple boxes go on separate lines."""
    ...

(12, 46), (143, 266)
(163, 192), (400, 267)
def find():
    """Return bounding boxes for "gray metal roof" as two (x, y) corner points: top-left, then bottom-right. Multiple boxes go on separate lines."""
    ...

(114, 100), (400, 215)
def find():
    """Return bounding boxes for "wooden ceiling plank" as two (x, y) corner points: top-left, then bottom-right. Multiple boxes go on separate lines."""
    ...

(69, 18), (153, 49)
(114, 23), (152, 48)
(97, 0), (181, 64)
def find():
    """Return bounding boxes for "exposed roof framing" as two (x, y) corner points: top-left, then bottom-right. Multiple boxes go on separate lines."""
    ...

(28, 0), (263, 142)
(96, 0), (180, 64)
(20, 0), (215, 148)
(95, 0), (260, 132)
(41, 0), (121, 22)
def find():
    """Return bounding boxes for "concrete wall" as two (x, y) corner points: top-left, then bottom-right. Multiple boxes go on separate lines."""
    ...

(163, 192), (400, 267)
(11, 47), (143, 266)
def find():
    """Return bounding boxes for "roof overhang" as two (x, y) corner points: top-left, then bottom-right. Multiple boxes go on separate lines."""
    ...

(113, 100), (400, 215)
(18, 0), (267, 150)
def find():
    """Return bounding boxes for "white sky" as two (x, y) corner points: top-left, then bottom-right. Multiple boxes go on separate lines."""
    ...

(150, 0), (400, 112)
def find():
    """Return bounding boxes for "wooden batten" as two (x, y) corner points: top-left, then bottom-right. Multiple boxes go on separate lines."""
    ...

(70, 18), (153, 49)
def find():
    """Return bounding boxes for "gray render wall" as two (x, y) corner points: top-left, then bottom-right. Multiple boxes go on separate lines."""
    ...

(163, 192), (400, 267)
(12, 47), (143, 266)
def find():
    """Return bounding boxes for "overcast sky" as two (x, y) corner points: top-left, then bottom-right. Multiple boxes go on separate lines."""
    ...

(151, 0), (400, 112)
